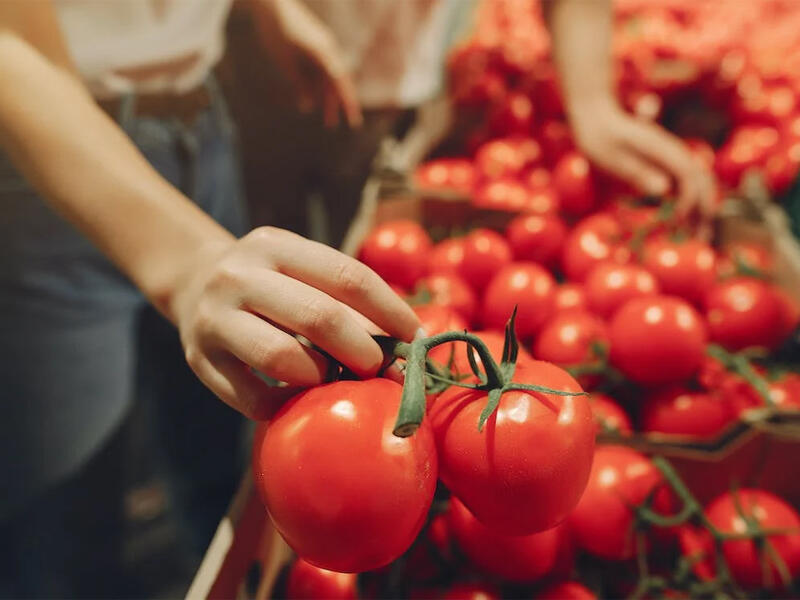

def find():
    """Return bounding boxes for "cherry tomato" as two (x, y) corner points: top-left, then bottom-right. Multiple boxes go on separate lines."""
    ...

(414, 159), (476, 195)
(552, 151), (597, 216)
(474, 137), (540, 180)
(358, 220), (432, 290)
(286, 559), (357, 600)
(590, 392), (633, 435)
(473, 178), (530, 212)
(442, 582), (501, 600)
(609, 295), (707, 385)
(641, 386), (737, 438)
(552, 283), (588, 313)
(642, 237), (717, 306)
(482, 262), (556, 340)
(533, 310), (608, 368)
(458, 229), (513, 292)
(430, 361), (594, 535)
(429, 238), (467, 276)
(534, 581), (597, 600)
(253, 379), (437, 572)
(416, 273), (478, 324)
(705, 278), (786, 351)
(584, 262), (660, 319)
(569, 446), (665, 560)
(506, 213), (568, 268)
(562, 213), (631, 282)
(489, 91), (535, 136)
(448, 496), (570, 582)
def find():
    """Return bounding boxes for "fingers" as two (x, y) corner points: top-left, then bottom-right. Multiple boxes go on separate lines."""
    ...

(602, 147), (671, 197)
(328, 76), (363, 128)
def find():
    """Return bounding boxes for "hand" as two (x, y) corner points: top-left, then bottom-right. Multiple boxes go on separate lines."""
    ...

(569, 99), (716, 231)
(172, 227), (420, 419)
(253, 0), (363, 128)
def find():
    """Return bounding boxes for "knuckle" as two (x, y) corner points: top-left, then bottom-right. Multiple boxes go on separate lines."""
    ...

(301, 298), (341, 337)
(334, 261), (372, 298)
(251, 337), (295, 376)
(192, 299), (217, 333)
(208, 261), (246, 292)
(183, 344), (203, 372)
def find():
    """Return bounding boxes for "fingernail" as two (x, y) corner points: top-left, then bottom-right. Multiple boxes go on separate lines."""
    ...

(415, 327), (428, 340)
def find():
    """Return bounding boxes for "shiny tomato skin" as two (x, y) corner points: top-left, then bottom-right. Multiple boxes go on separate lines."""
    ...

(489, 91), (535, 136)
(642, 237), (717, 306)
(609, 295), (707, 385)
(523, 166), (552, 191)
(286, 559), (357, 600)
(253, 379), (437, 573)
(717, 241), (773, 278)
(584, 262), (660, 319)
(506, 213), (568, 268)
(523, 187), (561, 215)
(552, 283), (588, 313)
(552, 151), (597, 216)
(358, 220), (432, 290)
(534, 581), (597, 600)
(473, 178), (530, 212)
(442, 581), (501, 600)
(429, 238), (467, 276)
(458, 229), (513, 292)
(414, 305), (468, 336)
(448, 496), (568, 582)
(429, 361), (594, 535)
(539, 119), (574, 166)
(569, 446), (663, 560)
(767, 373), (800, 411)
(474, 137), (538, 180)
(428, 329), (535, 377)
(641, 386), (737, 438)
(414, 158), (476, 194)
(482, 262), (556, 340)
(562, 214), (630, 283)
(590, 392), (633, 435)
(533, 309), (608, 367)
(417, 273), (478, 324)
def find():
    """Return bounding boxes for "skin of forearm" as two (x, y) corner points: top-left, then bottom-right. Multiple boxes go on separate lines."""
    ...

(0, 31), (233, 320)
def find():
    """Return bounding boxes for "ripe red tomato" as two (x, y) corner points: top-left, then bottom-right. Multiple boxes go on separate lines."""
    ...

(717, 241), (773, 278)
(584, 262), (660, 319)
(641, 386), (737, 438)
(413, 305), (468, 336)
(358, 220), (432, 290)
(523, 166), (552, 191)
(489, 91), (535, 136)
(458, 229), (513, 292)
(286, 559), (357, 600)
(429, 238), (467, 276)
(569, 446), (665, 560)
(428, 329), (535, 377)
(416, 273), (478, 324)
(414, 159), (476, 194)
(680, 490), (800, 590)
(474, 137), (540, 180)
(506, 213), (568, 268)
(562, 213), (631, 282)
(523, 186), (561, 215)
(253, 379), (437, 572)
(552, 151), (597, 216)
(776, 286), (800, 336)
(442, 582), (501, 600)
(765, 373), (800, 411)
(642, 237), (717, 306)
(533, 310), (608, 368)
(715, 126), (780, 188)
(590, 392), (633, 435)
(448, 496), (570, 582)
(534, 581), (597, 600)
(473, 178), (530, 212)
(764, 140), (800, 196)
(705, 278), (786, 351)
(609, 295), (707, 385)
(538, 119), (573, 165)
(482, 262), (556, 340)
(429, 361), (594, 535)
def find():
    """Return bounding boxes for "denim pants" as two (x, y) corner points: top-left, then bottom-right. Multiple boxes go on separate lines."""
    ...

(0, 83), (247, 596)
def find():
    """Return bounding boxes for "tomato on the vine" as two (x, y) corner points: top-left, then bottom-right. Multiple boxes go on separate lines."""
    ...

(642, 237), (717, 306)
(506, 213), (568, 268)
(584, 262), (660, 319)
(414, 305), (468, 337)
(429, 329), (534, 377)
(590, 392), (633, 435)
(641, 386), (737, 438)
(482, 262), (556, 340)
(358, 220), (432, 290)
(458, 229), (513, 292)
(533, 309), (608, 370)
(253, 379), (437, 572)
(286, 559), (357, 600)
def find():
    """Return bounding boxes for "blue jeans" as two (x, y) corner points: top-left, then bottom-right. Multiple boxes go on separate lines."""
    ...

(0, 83), (247, 595)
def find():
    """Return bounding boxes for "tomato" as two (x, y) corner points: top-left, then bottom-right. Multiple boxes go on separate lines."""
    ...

(641, 386), (737, 438)
(705, 278), (786, 351)
(482, 262), (556, 340)
(569, 446), (665, 560)
(358, 220), (432, 290)
(429, 361), (594, 534)
(442, 582), (501, 600)
(539, 119), (573, 165)
(680, 490), (800, 590)
(458, 229), (513, 292)
(448, 496), (570, 582)
(416, 273), (478, 324)
(253, 379), (437, 572)
(473, 178), (530, 212)
(414, 159), (476, 195)
(429, 238), (467, 276)
(766, 373), (800, 411)
(428, 329), (535, 377)
(534, 581), (597, 600)
(715, 126), (780, 188)
(717, 241), (773, 278)
(405, 513), (452, 583)
(584, 262), (660, 319)
(474, 137), (540, 180)
(523, 187), (561, 215)
(590, 392), (633, 435)
(642, 237), (717, 306)
(764, 140), (800, 196)
(286, 559), (357, 600)
(523, 166), (552, 191)
(533, 309), (608, 368)
(777, 286), (800, 335)
(609, 295), (707, 385)
(562, 213), (631, 282)
(552, 283), (588, 313)
(506, 213), (567, 268)
(552, 151), (597, 216)
(489, 91), (535, 136)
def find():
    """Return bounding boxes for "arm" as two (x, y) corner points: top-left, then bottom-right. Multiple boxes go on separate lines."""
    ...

(0, 16), (418, 418)
(544, 0), (714, 224)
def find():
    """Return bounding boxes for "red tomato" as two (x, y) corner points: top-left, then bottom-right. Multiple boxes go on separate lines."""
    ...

(358, 220), (432, 290)
(489, 91), (535, 136)
(552, 151), (597, 216)
(705, 278), (786, 351)
(776, 286), (800, 336)
(641, 386), (737, 438)
(584, 262), (660, 319)
(523, 166), (552, 191)
(609, 295), (707, 385)
(429, 361), (594, 535)
(590, 392), (633, 435)
(764, 140), (800, 196)
(642, 237), (717, 306)
(482, 262), (556, 340)
(473, 178), (530, 212)
(405, 513), (452, 583)
(717, 241), (773, 278)
(766, 373), (800, 411)
(552, 283), (588, 313)
(523, 187), (561, 215)
(569, 446), (664, 560)
(253, 379), (437, 572)
(474, 137), (540, 180)
(414, 305), (468, 336)
(506, 214), (568, 268)
(448, 496), (570, 582)
(562, 213), (630, 282)
(533, 310), (609, 368)
(414, 159), (476, 194)
(539, 119), (573, 165)
(428, 330), (535, 377)
(442, 582), (501, 600)
(416, 273), (478, 324)
(286, 559), (357, 600)
(534, 581), (597, 600)
(459, 229), (513, 292)
(680, 490), (800, 590)
(715, 126), (780, 188)
(429, 238), (467, 276)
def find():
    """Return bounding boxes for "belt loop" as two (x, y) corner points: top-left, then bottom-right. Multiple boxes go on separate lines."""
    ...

(118, 93), (137, 130)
